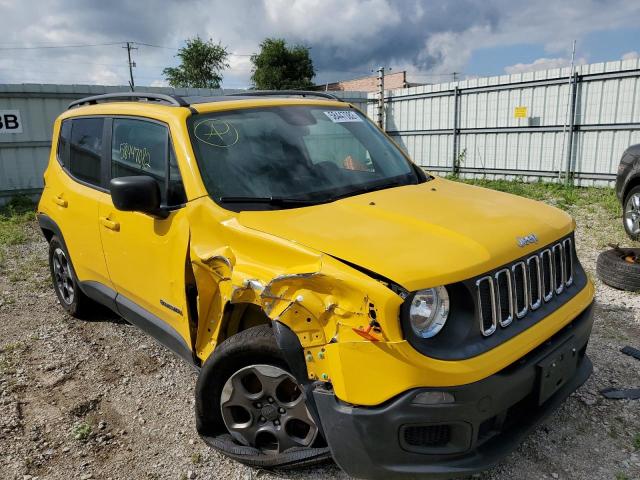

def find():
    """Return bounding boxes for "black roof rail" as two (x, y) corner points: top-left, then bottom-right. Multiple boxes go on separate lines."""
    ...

(68, 92), (189, 110)
(226, 90), (344, 102)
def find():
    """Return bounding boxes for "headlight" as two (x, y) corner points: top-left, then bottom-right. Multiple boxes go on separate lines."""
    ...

(409, 286), (450, 338)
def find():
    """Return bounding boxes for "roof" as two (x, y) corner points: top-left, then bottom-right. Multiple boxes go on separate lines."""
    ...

(67, 90), (344, 110)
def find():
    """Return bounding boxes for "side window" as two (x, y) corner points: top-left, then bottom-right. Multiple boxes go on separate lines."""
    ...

(69, 118), (104, 186)
(57, 120), (71, 167)
(111, 118), (185, 206)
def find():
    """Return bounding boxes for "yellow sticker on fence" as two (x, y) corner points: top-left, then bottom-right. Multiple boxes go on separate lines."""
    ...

(514, 106), (528, 118)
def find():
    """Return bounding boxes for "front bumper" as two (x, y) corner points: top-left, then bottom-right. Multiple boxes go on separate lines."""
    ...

(313, 302), (594, 479)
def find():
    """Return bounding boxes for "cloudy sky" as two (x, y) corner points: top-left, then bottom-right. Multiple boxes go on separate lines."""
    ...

(0, 0), (639, 89)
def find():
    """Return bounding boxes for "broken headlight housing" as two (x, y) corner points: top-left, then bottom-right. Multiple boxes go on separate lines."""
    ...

(408, 287), (450, 338)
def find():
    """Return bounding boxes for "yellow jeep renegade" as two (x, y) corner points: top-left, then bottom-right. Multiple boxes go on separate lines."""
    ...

(38, 91), (595, 479)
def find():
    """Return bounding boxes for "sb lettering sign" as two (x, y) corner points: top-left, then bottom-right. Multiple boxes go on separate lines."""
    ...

(0, 110), (23, 134)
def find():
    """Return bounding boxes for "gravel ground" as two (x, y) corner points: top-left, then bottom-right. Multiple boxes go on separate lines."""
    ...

(1, 200), (639, 480)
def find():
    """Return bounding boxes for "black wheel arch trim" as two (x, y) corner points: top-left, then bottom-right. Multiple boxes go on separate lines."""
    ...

(621, 171), (640, 201)
(271, 320), (326, 440)
(37, 213), (68, 250)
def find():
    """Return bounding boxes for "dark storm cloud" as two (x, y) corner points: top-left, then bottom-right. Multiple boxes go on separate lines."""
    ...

(299, 0), (502, 74)
(0, 0), (638, 86)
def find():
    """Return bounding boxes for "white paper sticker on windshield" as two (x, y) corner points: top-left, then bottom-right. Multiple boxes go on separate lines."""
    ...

(324, 111), (362, 123)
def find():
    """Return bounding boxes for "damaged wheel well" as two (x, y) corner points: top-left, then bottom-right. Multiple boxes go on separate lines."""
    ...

(218, 302), (272, 343)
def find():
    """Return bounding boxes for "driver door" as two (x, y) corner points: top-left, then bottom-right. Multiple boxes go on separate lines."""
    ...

(97, 117), (191, 348)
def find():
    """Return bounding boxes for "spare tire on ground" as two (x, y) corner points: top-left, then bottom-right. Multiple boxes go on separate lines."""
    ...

(596, 247), (640, 291)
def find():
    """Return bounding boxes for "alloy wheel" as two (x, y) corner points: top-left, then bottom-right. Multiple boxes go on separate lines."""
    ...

(625, 193), (640, 235)
(220, 364), (318, 454)
(52, 247), (74, 304)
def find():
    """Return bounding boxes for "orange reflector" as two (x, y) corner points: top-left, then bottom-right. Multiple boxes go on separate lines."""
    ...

(352, 326), (380, 342)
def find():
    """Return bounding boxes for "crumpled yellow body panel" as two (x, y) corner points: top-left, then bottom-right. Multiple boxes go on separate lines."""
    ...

(184, 195), (595, 406)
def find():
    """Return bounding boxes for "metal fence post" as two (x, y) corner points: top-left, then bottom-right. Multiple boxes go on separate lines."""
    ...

(564, 73), (579, 185)
(452, 87), (460, 175)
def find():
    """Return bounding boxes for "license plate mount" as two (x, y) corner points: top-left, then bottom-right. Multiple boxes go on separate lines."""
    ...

(537, 337), (579, 405)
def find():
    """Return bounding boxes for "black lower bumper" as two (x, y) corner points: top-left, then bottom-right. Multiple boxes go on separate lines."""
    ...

(313, 302), (594, 480)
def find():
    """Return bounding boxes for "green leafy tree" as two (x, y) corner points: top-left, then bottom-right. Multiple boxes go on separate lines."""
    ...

(250, 38), (315, 90)
(163, 36), (229, 88)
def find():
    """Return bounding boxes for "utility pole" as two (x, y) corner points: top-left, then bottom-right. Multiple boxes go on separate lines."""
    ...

(123, 42), (138, 91)
(559, 40), (577, 182)
(452, 71), (459, 82)
(376, 66), (385, 129)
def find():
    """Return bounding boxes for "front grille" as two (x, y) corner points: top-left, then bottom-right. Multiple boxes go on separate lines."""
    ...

(476, 238), (574, 337)
(403, 425), (451, 447)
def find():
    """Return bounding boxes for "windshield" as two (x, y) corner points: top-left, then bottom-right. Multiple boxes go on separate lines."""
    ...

(187, 105), (427, 210)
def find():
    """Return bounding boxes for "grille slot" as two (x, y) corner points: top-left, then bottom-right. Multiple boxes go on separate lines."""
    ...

(475, 237), (575, 337)
(552, 244), (565, 294)
(540, 249), (554, 302)
(527, 255), (542, 310)
(403, 425), (451, 448)
(511, 262), (528, 318)
(476, 276), (496, 337)
(494, 269), (513, 327)
(563, 238), (574, 286)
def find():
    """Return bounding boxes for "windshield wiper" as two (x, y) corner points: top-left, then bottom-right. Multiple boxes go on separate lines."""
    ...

(330, 179), (405, 201)
(218, 196), (324, 206)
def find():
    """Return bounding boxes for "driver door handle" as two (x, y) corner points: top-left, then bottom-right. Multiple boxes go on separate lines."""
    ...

(100, 217), (120, 231)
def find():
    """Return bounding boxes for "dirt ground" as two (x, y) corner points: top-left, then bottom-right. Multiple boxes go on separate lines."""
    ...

(1, 195), (639, 480)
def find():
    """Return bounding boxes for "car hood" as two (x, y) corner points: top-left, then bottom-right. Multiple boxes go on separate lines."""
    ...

(237, 178), (573, 291)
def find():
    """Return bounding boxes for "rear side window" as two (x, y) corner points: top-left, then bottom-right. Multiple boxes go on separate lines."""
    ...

(57, 120), (71, 167)
(111, 118), (186, 206)
(69, 118), (104, 186)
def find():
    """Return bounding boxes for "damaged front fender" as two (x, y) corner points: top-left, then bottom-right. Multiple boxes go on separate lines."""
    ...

(187, 199), (405, 381)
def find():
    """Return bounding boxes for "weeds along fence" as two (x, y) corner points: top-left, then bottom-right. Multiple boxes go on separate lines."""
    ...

(0, 84), (368, 205)
(367, 58), (640, 186)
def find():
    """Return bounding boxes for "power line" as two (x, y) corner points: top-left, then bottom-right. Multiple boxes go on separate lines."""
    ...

(134, 42), (177, 50)
(0, 40), (253, 56)
(0, 42), (124, 50)
(2, 57), (130, 69)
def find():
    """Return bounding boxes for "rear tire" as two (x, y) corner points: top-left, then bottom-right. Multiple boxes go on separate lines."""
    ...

(48, 236), (94, 317)
(596, 248), (640, 292)
(623, 185), (640, 241)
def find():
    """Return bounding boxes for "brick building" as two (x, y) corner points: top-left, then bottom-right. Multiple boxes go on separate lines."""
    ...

(315, 70), (409, 92)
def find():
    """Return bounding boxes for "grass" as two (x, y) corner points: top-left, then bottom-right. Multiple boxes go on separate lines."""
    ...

(9, 254), (48, 287)
(633, 433), (640, 450)
(72, 421), (92, 442)
(448, 177), (621, 216)
(0, 196), (36, 248)
(0, 342), (22, 354)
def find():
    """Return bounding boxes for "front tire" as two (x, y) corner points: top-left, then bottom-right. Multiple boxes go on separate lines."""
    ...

(195, 324), (326, 468)
(48, 236), (93, 317)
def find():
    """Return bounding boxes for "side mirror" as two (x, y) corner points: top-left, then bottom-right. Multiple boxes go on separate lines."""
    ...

(110, 176), (168, 218)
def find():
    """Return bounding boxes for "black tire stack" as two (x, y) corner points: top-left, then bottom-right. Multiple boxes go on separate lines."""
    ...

(596, 248), (640, 292)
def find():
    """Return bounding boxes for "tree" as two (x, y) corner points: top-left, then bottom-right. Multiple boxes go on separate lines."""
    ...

(250, 38), (315, 90)
(163, 36), (229, 89)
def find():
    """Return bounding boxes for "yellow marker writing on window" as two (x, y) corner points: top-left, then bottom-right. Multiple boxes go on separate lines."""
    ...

(194, 119), (239, 148)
